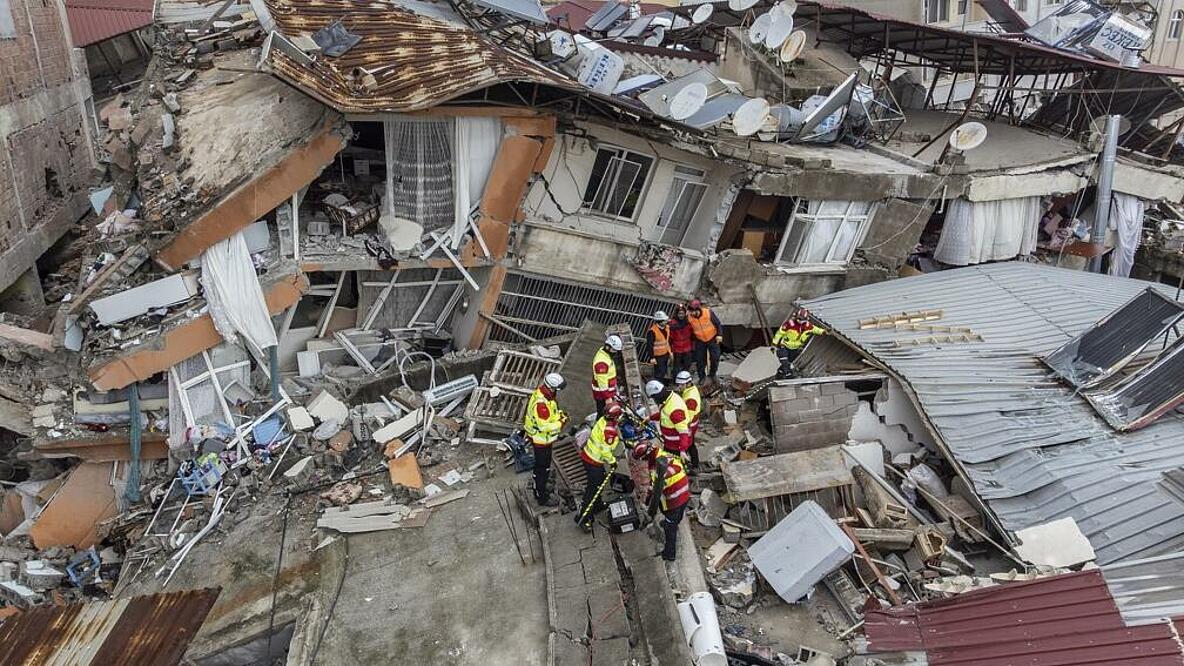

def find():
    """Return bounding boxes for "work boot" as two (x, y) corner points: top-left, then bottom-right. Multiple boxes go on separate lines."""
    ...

(536, 493), (558, 507)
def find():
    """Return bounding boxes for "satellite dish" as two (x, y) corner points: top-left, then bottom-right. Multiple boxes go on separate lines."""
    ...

(1089, 114), (1132, 137)
(749, 12), (772, 45)
(728, 0), (759, 10)
(644, 26), (666, 46)
(764, 5), (794, 49)
(669, 82), (708, 120)
(691, 3), (713, 24)
(948, 122), (988, 151)
(733, 97), (771, 137)
(780, 30), (807, 62)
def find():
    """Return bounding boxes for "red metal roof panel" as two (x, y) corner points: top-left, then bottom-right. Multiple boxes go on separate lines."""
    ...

(65, 0), (154, 47)
(864, 571), (1184, 666)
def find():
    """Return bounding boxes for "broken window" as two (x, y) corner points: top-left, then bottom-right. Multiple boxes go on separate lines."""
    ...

(651, 165), (707, 246)
(1085, 335), (1184, 431)
(926, 0), (949, 22)
(384, 118), (454, 233)
(0, 0), (15, 38)
(776, 200), (875, 267)
(582, 145), (653, 221)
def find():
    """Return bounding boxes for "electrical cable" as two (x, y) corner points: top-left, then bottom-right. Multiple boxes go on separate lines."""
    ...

(265, 493), (292, 661)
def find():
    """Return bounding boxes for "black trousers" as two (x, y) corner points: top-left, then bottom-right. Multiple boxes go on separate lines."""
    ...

(660, 504), (686, 561)
(532, 445), (552, 500)
(595, 398), (607, 418)
(686, 437), (700, 469)
(693, 341), (721, 380)
(577, 461), (608, 526)
(776, 347), (801, 377)
(674, 352), (694, 376)
(653, 354), (671, 382)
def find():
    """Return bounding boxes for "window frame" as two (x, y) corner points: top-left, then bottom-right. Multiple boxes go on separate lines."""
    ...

(0, 0), (16, 39)
(774, 199), (877, 268)
(1013, 0), (1028, 12)
(581, 144), (655, 223)
(926, 0), (949, 23)
(651, 164), (708, 246)
(1170, 9), (1183, 40)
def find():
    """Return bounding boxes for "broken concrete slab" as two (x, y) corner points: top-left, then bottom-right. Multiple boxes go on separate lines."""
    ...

(372, 406), (427, 444)
(283, 456), (315, 484)
(0, 323), (54, 353)
(731, 347), (779, 389)
(287, 406), (314, 431)
(307, 391), (349, 424)
(20, 559), (64, 590)
(28, 462), (119, 550)
(89, 273), (201, 325)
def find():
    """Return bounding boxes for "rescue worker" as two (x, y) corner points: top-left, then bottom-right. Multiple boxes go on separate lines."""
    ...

(674, 371), (701, 471)
(575, 402), (625, 531)
(686, 299), (723, 384)
(525, 372), (567, 506)
(593, 334), (623, 417)
(644, 379), (691, 457)
(772, 308), (827, 378)
(634, 442), (690, 562)
(669, 305), (695, 378)
(645, 311), (674, 382)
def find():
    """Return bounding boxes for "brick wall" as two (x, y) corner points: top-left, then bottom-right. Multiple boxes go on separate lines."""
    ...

(769, 382), (860, 453)
(0, 0), (75, 106)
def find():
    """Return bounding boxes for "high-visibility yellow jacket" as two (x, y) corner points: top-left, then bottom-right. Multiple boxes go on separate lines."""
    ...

(651, 392), (691, 452)
(580, 416), (619, 466)
(592, 347), (618, 400)
(773, 320), (826, 350)
(652, 453), (690, 511)
(680, 384), (702, 431)
(524, 387), (562, 446)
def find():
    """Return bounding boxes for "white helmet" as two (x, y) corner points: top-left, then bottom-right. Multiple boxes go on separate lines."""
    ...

(675, 371), (692, 385)
(605, 334), (624, 352)
(654, 310), (669, 323)
(645, 380), (665, 397)
(544, 372), (566, 390)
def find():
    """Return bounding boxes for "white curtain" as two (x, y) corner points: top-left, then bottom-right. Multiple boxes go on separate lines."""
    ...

(452, 118), (502, 249)
(935, 196), (1041, 266)
(384, 118), (454, 233)
(200, 231), (279, 354)
(1108, 193), (1144, 278)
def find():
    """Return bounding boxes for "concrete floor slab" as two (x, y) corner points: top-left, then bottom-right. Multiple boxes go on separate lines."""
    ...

(586, 584), (629, 640)
(589, 636), (631, 666)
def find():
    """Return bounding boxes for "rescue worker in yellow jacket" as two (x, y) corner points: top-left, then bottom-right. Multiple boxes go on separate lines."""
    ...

(593, 334), (624, 417)
(674, 371), (702, 471)
(644, 380), (691, 456)
(575, 402), (625, 531)
(525, 372), (567, 506)
(633, 442), (691, 562)
(772, 308), (827, 378)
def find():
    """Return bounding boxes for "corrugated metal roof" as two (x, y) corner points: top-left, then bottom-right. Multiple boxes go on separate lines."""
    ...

(863, 570), (1184, 665)
(1103, 550), (1184, 626)
(265, 0), (580, 113)
(0, 588), (219, 665)
(66, 0), (154, 47)
(804, 263), (1184, 566)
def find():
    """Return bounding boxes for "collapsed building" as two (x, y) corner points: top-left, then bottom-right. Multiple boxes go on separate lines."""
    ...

(4, 0), (1184, 662)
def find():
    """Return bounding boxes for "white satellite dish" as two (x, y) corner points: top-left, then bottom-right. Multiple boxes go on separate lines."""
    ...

(728, 0), (759, 10)
(733, 97), (771, 137)
(669, 82), (708, 120)
(691, 3), (713, 24)
(779, 29), (807, 62)
(948, 122), (988, 151)
(749, 12), (772, 45)
(764, 5), (794, 49)
(644, 26), (666, 46)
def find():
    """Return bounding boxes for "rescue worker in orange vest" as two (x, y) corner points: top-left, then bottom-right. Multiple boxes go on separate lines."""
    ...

(633, 442), (691, 561)
(575, 402), (625, 532)
(524, 372), (567, 506)
(645, 310), (674, 382)
(686, 298), (723, 384)
(593, 334), (623, 417)
(644, 379), (691, 456)
(674, 371), (701, 471)
(772, 308), (827, 378)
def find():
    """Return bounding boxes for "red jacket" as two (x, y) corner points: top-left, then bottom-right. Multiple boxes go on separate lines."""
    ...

(669, 319), (694, 354)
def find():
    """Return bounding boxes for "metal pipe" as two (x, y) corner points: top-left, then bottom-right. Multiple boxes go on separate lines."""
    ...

(1090, 114), (1121, 273)
(126, 385), (142, 504)
(269, 346), (281, 402)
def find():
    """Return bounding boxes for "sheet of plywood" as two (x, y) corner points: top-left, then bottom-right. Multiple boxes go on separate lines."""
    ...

(29, 463), (118, 549)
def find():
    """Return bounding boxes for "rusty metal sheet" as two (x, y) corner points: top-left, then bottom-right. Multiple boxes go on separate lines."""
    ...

(0, 588), (220, 666)
(265, 1), (579, 113)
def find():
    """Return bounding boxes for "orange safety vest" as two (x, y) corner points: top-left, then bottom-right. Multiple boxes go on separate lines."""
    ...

(688, 308), (717, 343)
(653, 453), (690, 511)
(649, 324), (671, 357)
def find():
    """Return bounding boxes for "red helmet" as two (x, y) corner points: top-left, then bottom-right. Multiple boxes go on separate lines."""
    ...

(632, 443), (651, 460)
(605, 402), (623, 420)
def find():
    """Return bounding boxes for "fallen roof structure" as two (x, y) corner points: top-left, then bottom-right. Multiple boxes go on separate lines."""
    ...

(805, 263), (1184, 566)
(862, 570), (1184, 665)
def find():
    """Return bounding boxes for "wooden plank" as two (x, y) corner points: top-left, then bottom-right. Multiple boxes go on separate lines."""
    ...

(388, 455), (424, 489)
(421, 489), (470, 508)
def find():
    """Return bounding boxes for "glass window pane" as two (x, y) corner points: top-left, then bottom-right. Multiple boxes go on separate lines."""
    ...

(608, 159), (642, 217)
(583, 149), (616, 206)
